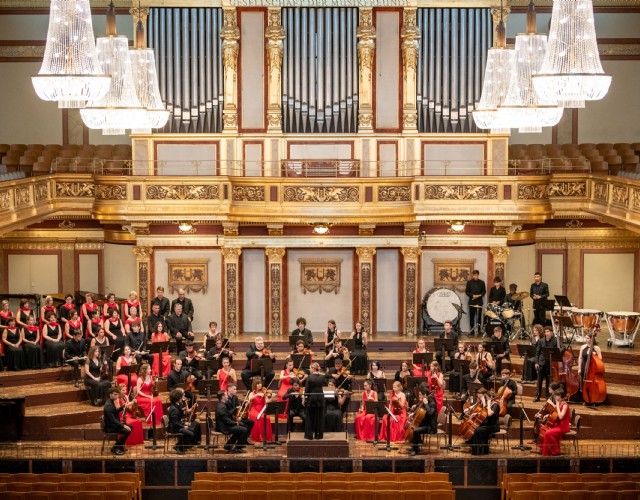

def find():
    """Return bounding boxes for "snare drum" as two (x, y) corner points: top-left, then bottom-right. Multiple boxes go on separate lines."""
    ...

(501, 306), (515, 319)
(485, 303), (501, 319)
(571, 309), (602, 331)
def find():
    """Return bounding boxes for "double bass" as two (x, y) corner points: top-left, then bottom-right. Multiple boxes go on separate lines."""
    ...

(581, 332), (607, 404)
(551, 320), (580, 398)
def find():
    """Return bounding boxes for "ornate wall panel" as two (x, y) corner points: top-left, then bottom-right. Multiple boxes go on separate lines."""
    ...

(283, 186), (360, 203)
(548, 181), (587, 197)
(133, 246), (153, 318)
(146, 185), (220, 200)
(222, 248), (242, 336)
(266, 248), (286, 336)
(424, 184), (498, 200)
(401, 247), (421, 336)
(356, 247), (375, 333)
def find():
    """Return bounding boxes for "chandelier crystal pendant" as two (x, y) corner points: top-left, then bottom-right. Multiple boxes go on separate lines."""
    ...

(32, 0), (111, 108)
(129, 19), (170, 133)
(80, 1), (146, 135)
(472, 9), (515, 133)
(496, 1), (563, 133)
(532, 0), (611, 108)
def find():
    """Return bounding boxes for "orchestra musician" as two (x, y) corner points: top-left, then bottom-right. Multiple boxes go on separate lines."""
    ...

(116, 384), (144, 446)
(86, 309), (103, 341)
(42, 312), (65, 367)
(134, 363), (165, 424)
(435, 320), (458, 372)
(278, 358), (298, 406)
(368, 360), (386, 401)
(354, 379), (378, 441)
(465, 387), (500, 456)
(325, 337), (350, 370)
(460, 361), (480, 403)
(216, 356), (237, 392)
(2, 317), (26, 371)
(349, 321), (368, 375)
(283, 378), (306, 432)
(324, 319), (341, 354)
(428, 361), (445, 414)
(166, 358), (195, 405)
(216, 389), (249, 453)
(167, 388), (201, 454)
(123, 291), (140, 321)
(304, 362), (326, 440)
(203, 321), (223, 346)
(537, 388), (570, 456)
(578, 332), (604, 407)
(326, 357), (353, 413)
(225, 384), (254, 436)
(408, 383), (438, 456)
(475, 343), (495, 388)
(115, 345), (138, 391)
(292, 338), (312, 361)
(171, 289), (194, 322)
(207, 337), (234, 363)
(151, 286), (171, 319)
(325, 379), (347, 432)
(292, 316), (314, 346)
(84, 346), (111, 406)
(490, 325), (511, 374)
(534, 326), (559, 402)
(449, 342), (471, 396)
(21, 314), (44, 369)
(499, 369), (518, 413)
(412, 338), (429, 377)
(179, 341), (203, 386)
(59, 294), (77, 328)
(248, 378), (275, 443)
(102, 293), (119, 320)
(465, 270), (486, 335)
(90, 327), (110, 349)
(126, 320), (153, 368)
(168, 303), (195, 354)
(64, 328), (87, 384)
(64, 310), (83, 341)
(394, 361), (411, 391)
(150, 322), (171, 378)
(379, 381), (408, 442)
(15, 298), (34, 328)
(488, 276), (507, 305)
(241, 337), (276, 389)
(146, 302), (167, 335)
(522, 325), (543, 383)
(530, 272), (550, 327)
(103, 387), (131, 456)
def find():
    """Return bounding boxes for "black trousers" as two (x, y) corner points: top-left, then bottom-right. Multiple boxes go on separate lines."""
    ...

(411, 426), (435, 452)
(469, 304), (482, 332)
(115, 428), (131, 449)
(176, 421), (202, 449)
(536, 363), (551, 396)
(533, 306), (546, 327)
(135, 353), (154, 368)
(225, 424), (249, 448)
(288, 408), (306, 431)
(305, 403), (325, 439)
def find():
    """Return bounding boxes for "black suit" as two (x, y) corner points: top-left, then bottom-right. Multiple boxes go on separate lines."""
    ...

(489, 334), (511, 374)
(241, 344), (275, 389)
(535, 335), (559, 397)
(168, 402), (201, 450)
(304, 373), (326, 439)
(283, 387), (306, 430)
(488, 286), (507, 305)
(171, 297), (194, 321)
(103, 398), (131, 451)
(435, 330), (458, 372)
(152, 296), (171, 318)
(411, 395), (438, 453)
(530, 281), (550, 326)
(216, 400), (249, 449)
(146, 313), (167, 335)
(168, 313), (194, 353)
(226, 394), (254, 434)
(291, 327), (314, 346)
(126, 331), (153, 367)
(465, 278), (486, 332)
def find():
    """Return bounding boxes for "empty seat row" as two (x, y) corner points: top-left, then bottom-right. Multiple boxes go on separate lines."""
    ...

(193, 472), (449, 483)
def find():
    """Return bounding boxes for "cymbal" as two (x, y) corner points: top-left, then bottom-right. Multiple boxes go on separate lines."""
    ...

(511, 292), (530, 301)
(469, 304), (484, 309)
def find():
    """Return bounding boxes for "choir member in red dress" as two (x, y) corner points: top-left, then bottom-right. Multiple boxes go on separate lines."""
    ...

(248, 378), (275, 443)
(64, 310), (84, 340)
(105, 309), (126, 362)
(123, 291), (141, 321)
(428, 360), (445, 414)
(117, 384), (145, 446)
(116, 345), (139, 391)
(2, 318), (26, 371)
(59, 294), (77, 329)
(216, 356), (237, 392)
(124, 307), (145, 337)
(86, 309), (103, 341)
(135, 363), (165, 426)
(80, 292), (99, 324)
(379, 381), (408, 442)
(39, 296), (57, 343)
(538, 389), (571, 456)
(15, 298), (34, 328)
(0, 299), (14, 329)
(412, 338), (429, 377)
(102, 293), (119, 320)
(354, 379), (378, 441)
(151, 322), (171, 377)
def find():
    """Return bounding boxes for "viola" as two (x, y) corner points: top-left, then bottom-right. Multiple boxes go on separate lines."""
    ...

(582, 332), (607, 404)
(185, 374), (197, 392)
(292, 367), (306, 381)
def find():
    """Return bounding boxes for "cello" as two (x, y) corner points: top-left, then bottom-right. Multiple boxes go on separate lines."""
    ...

(581, 331), (607, 404)
(552, 319), (580, 398)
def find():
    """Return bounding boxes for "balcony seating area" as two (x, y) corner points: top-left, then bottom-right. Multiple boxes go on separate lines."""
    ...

(0, 144), (132, 177)
(509, 143), (640, 176)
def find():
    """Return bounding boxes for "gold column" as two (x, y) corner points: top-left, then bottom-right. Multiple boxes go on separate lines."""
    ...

(266, 9), (285, 132)
(357, 9), (375, 131)
(130, 6), (149, 34)
(401, 247), (421, 336)
(222, 247), (242, 336)
(356, 247), (376, 334)
(490, 246), (510, 281)
(266, 248), (286, 336)
(491, 4), (511, 42)
(133, 246), (153, 317)
(221, 8), (240, 132)
(401, 8), (420, 132)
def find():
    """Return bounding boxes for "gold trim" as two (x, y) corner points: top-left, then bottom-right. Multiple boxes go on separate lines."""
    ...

(104, 229), (136, 244)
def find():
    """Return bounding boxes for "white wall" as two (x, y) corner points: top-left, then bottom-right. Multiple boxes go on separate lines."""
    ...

(78, 254), (99, 292)
(287, 249), (353, 336)
(242, 249), (266, 334)
(541, 253), (565, 299)
(376, 249), (399, 333)
(103, 244), (136, 300)
(8, 254), (59, 294)
(583, 253), (635, 313)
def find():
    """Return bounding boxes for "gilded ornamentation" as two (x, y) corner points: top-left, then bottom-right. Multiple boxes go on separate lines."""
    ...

(284, 186), (359, 203)
(1, 242), (74, 250)
(431, 258), (476, 292)
(404, 223), (420, 236)
(299, 258), (342, 294)
(267, 225), (284, 236)
(495, 262), (505, 280)
(360, 261), (372, 333)
(14, 186), (30, 208)
(404, 262), (417, 335)
(424, 184), (498, 200)
(132, 246), (153, 261)
(167, 258), (209, 294)
(490, 246), (510, 261)
(223, 112), (238, 128)
(146, 184), (219, 200)
(518, 184), (548, 200)
(632, 189), (640, 209)
(401, 247), (421, 261)
(491, 6), (511, 25)
(492, 223), (522, 235)
(269, 262), (282, 336)
(0, 190), (9, 210)
(612, 185), (629, 206)
(358, 112), (372, 128)
(379, 186), (410, 202)
(268, 113), (282, 127)
(138, 261), (149, 318)
(58, 220), (76, 229)
(232, 186), (265, 202)
(96, 184), (126, 200)
(0, 46), (45, 58)
(357, 8), (375, 125)
(222, 247), (242, 262)
(225, 262), (238, 336)
(265, 247), (286, 262)
(566, 240), (640, 250)
(129, 6), (149, 25)
(55, 182), (95, 198)
(356, 247), (376, 262)
(74, 242), (104, 250)
(221, 8), (240, 130)
(34, 182), (49, 202)
(548, 182), (586, 197)
(566, 219), (584, 229)
(358, 225), (375, 236)
(403, 113), (417, 128)
(223, 223), (239, 237)
(593, 182), (608, 202)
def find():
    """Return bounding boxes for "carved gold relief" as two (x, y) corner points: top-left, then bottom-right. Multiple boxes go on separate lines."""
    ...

(225, 261), (238, 336)
(358, 112), (373, 128)
(359, 261), (372, 332)
(167, 258), (209, 294)
(34, 182), (49, 202)
(223, 223), (239, 237)
(14, 186), (30, 208)
(284, 186), (359, 203)
(299, 258), (342, 294)
(146, 185), (219, 200)
(265, 247), (286, 262)
(356, 247), (376, 262)
(232, 186), (265, 202)
(222, 247), (242, 262)
(518, 184), (548, 200)
(593, 182), (608, 202)
(424, 184), (498, 200)
(548, 182), (586, 197)
(404, 261), (418, 335)
(132, 246), (153, 260)
(612, 185), (629, 206)
(269, 262), (282, 336)
(55, 182), (95, 198)
(632, 189), (640, 210)
(59, 220), (76, 229)
(490, 246), (510, 261)
(401, 246), (421, 261)
(379, 186), (410, 202)
(0, 190), (9, 210)
(96, 184), (127, 200)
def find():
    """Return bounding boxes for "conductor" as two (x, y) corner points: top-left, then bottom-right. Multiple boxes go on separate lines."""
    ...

(304, 362), (326, 440)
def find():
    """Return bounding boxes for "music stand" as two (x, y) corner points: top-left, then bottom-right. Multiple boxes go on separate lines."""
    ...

(205, 337), (228, 352)
(378, 405), (399, 452)
(250, 357), (273, 385)
(198, 379), (220, 403)
(517, 344), (536, 359)
(291, 353), (311, 370)
(543, 299), (555, 311)
(412, 352), (433, 377)
(407, 376), (430, 402)
(117, 363), (142, 390)
(343, 339), (356, 352)
(257, 401), (286, 449)
(198, 359), (219, 380)
(148, 341), (169, 377)
(467, 381), (484, 398)
(451, 359), (470, 395)
(371, 378), (388, 395)
(555, 315), (576, 344)
(289, 335), (309, 348)
(365, 401), (387, 445)
(554, 295), (572, 309)
(434, 338), (456, 371)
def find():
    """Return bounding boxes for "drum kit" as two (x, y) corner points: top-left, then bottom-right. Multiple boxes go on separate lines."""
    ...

(482, 291), (530, 339)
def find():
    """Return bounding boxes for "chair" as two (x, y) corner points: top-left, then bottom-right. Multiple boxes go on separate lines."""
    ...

(104, 493), (129, 500)
(512, 492), (537, 500)
(13, 474), (37, 482)
(109, 481), (135, 499)
(491, 414), (512, 451)
(322, 490), (350, 500)
(82, 493), (104, 500)
(323, 481), (346, 490)
(91, 474), (114, 482)
(564, 492), (589, 500)
(430, 492), (455, 500)
(564, 415), (581, 453)
(161, 414), (182, 453)
(38, 475), (63, 484)
(32, 483), (60, 492)
(61, 475), (88, 483)
(292, 491), (320, 500)
(114, 473), (142, 500)
(322, 473), (348, 482)
(188, 492), (216, 500)
(539, 491), (564, 500)
(3, 493), (27, 500)
(51, 493), (76, 500)
(99, 416), (119, 454)
(424, 472), (450, 482)
(350, 491), (372, 500)
(619, 491), (640, 500)
(586, 482), (611, 491)
(58, 484), (87, 492)
(424, 406), (448, 451)
(373, 473), (397, 482)
(509, 482), (535, 500)
(27, 493), (51, 500)
(7, 483), (33, 492)
(503, 474), (529, 500)
(372, 481), (396, 491)
(399, 481), (429, 491)
(245, 491), (269, 500)
(348, 482), (371, 491)
(535, 482), (560, 491)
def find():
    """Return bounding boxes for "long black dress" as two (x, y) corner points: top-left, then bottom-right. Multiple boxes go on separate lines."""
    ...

(43, 323), (65, 367)
(22, 326), (44, 369)
(106, 318), (125, 362)
(304, 373), (326, 439)
(466, 402), (501, 455)
(4, 328), (26, 371)
(350, 331), (368, 375)
(325, 394), (343, 432)
(84, 358), (111, 404)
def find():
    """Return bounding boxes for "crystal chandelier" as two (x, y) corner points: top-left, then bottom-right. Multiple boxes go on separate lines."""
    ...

(129, 18), (170, 133)
(472, 8), (515, 133)
(80, 1), (146, 135)
(495, 1), (563, 133)
(532, 0), (611, 108)
(32, 0), (111, 108)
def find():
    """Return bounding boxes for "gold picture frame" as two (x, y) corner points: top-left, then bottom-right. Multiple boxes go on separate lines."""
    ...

(167, 258), (209, 294)
(431, 258), (477, 292)
(299, 258), (342, 294)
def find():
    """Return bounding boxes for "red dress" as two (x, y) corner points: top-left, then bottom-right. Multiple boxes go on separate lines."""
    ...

(135, 377), (164, 426)
(66, 319), (83, 339)
(151, 332), (171, 377)
(379, 393), (408, 442)
(125, 300), (140, 319)
(116, 356), (138, 391)
(429, 374), (444, 414)
(249, 392), (274, 443)
(118, 397), (144, 446)
(217, 368), (232, 391)
(412, 349), (428, 377)
(277, 371), (295, 416)
(355, 390), (378, 441)
(540, 402), (571, 456)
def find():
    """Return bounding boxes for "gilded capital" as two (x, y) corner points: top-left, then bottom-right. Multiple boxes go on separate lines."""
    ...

(265, 248), (286, 262)
(491, 5), (511, 25)
(130, 6), (149, 25)
(222, 247), (242, 262)
(401, 247), (421, 261)
(490, 246), (510, 262)
(356, 247), (376, 262)
(223, 222), (239, 236)
(132, 246), (153, 260)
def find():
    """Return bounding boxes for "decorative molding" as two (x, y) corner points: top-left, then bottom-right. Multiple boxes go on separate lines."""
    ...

(0, 45), (44, 59)
(223, 222), (239, 237)
(221, 7), (240, 132)
(224, 261), (239, 336)
(359, 261), (373, 332)
(221, 247), (242, 262)
(232, 186), (265, 202)
(566, 219), (584, 229)
(265, 247), (286, 263)
(269, 261), (283, 336)
(283, 186), (359, 203)
(567, 240), (640, 249)
(55, 182), (95, 198)
(267, 224), (284, 236)
(379, 185), (411, 202)
(123, 223), (151, 236)
(356, 8), (375, 131)
(138, 261), (150, 317)
(401, 7), (420, 132)
(490, 246), (510, 262)
(146, 184), (220, 200)
(403, 261), (418, 336)
(0, 189), (9, 210)
(132, 246), (153, 260)
(74, 242), (104, 250)
(299, 258), (342, 294)
(548, 181), (587, 197)
(599, 43), (640, 57)
(492, 223), (522, 235)
(58, 220), (76, 229)
(424, 184), (498, 200)
(431, 257), (476, 292)
(0, 242), (74, 250)
(356, 247), (376, 262)
(593, 182), (608, 202)
(266, 8), (286, 131)
(632, 188), (640, 210)
(95, 184), (127, 200)
(34, 182), (49, 202)
(14, 186), (30, 208)
(358, 224), (375, 236)
(611, 185), (629, 206)
(401, 246), (421, 261)
(518, 183), (548, 200)
(166, 258), (209, 294)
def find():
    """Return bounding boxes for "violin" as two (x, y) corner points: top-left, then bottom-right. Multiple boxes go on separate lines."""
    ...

(100, 355), (111, 381)
(336, 366), (351, 377)
(292, 367), (306, 381)
(152, 376), (159, 397)
(185, 374), (197, 392)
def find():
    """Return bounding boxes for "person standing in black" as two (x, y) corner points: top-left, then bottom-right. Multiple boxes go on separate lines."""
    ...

(241, 337), (276, 389)
(534, 326), (559, 402)
(152, 286), (171, 318)
(304, 362), (326, 440)
(409, 383), (438, 456)
(126, 321), (153, 368)
(490, 325), (511, 374)
(488, 277), (507, 306)
(465, 388), (500, 455)
(216, 390), (249, 453)
(168, 303), (194, 354)
(171, 289), (194, 322)
(460, 362), (481, 403)
(146, 302), (167, 336)
(530, 272), (550, 327)
(64, 328), (86, 385)
(283, 378), (306, 432)
(435, 320), (458, 372)
(292, 317), (314, 346)
(465, 270), (486, 335)
(103, 387), (131, 455)
(167, 388), (201, 454)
